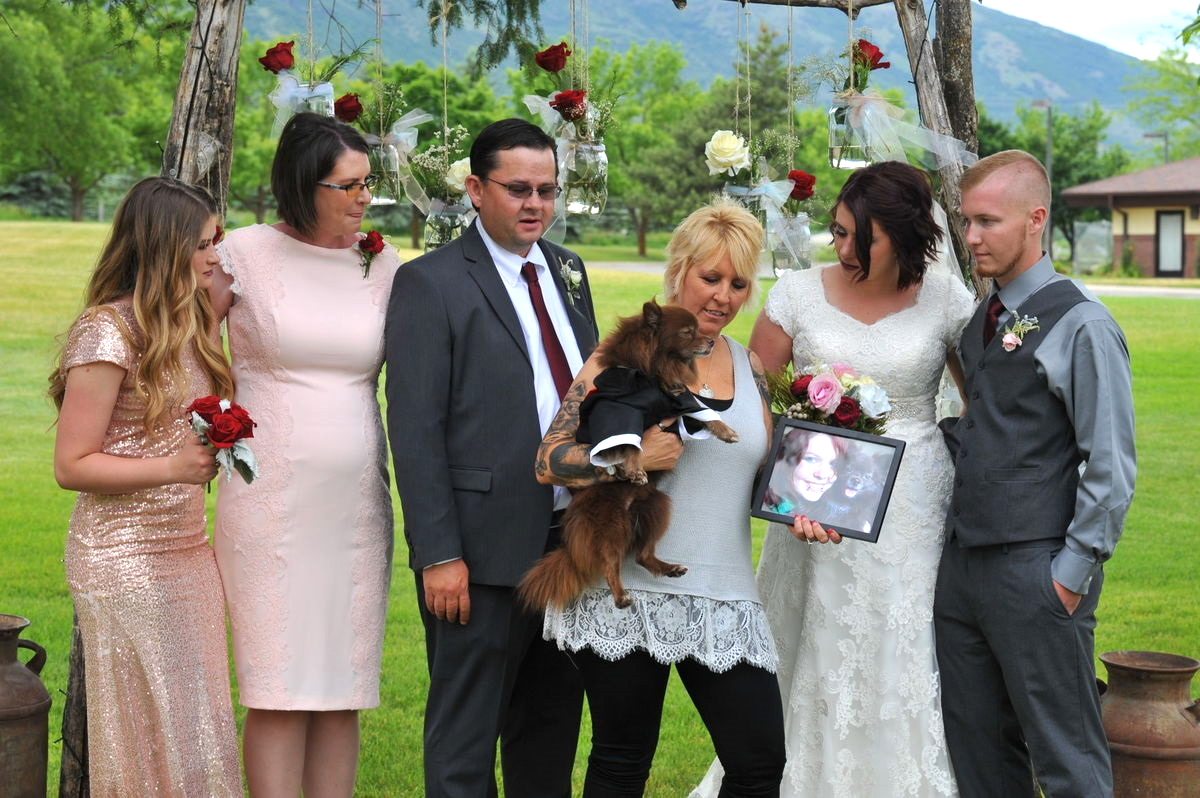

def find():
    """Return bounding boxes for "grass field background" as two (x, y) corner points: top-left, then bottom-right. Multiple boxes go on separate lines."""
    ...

(1, 220), (1197, 796)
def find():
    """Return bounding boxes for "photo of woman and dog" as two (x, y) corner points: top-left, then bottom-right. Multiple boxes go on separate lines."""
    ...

(754, 422), (904, 542)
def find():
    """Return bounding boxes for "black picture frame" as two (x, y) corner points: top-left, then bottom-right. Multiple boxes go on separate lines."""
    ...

(751, 418), (906, 543)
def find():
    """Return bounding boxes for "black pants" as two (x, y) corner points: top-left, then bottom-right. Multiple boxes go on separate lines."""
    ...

(573, 648), (785, 797)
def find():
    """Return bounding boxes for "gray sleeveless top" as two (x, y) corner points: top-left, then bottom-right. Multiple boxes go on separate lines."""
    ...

(543, 337), (777, 673)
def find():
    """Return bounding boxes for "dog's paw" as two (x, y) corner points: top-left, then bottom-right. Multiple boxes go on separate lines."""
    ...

(664, 564), (688, 578)
(613, 593), (633, 609)
(707, 421), (739, 443)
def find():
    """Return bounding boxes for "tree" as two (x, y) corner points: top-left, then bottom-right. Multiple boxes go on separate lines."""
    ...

(985, 103), (1129, 262)
(1126, 49), (1200, 162)
(0, 1), (178, 219)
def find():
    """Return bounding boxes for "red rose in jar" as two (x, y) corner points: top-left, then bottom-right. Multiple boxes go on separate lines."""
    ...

(258, 41), (295, 74)
(833, 397), (862, 427)
(787, 170), (816, 202)
(360, 230), (385, 255)
(790, 375), (813, 399)
(212, 224), (225, 245)
(225, 404), (256, 439)
(187, 395), (222, 424)
(854, 39), (890, 71)
(334, 93), (363, 123)
(550, 89), (588, 122)
(206, 413), (243, 448)
(535, 42), (571, 73)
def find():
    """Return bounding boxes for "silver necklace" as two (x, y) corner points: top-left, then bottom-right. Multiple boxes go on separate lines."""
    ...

(696, 338), (716, 398)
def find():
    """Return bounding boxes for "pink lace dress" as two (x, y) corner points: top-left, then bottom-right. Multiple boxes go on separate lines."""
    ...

(214, 225), (400, 710)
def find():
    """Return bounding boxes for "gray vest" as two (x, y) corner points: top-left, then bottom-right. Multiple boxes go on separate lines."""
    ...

(945, 279), (1088, 547)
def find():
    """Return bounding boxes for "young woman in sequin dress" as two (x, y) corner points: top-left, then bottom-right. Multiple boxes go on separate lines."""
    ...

(50, 177), (242, 796)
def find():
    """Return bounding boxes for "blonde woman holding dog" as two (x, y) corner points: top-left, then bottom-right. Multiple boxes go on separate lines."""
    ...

(701, 161), (974, 798)
(534, 197), (786, 797)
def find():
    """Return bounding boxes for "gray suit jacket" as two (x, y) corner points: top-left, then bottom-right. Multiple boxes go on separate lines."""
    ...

(385, 222), (598, 586)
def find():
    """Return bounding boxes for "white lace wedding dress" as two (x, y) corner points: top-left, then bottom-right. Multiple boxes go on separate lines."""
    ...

(694, 265), (974, 798)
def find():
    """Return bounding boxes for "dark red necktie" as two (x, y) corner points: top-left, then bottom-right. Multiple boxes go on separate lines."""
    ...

(520, 262), (573, 399)
(982, 293), (1004, 348)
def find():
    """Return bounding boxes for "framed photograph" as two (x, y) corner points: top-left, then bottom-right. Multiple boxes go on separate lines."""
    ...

(751, 418), (906, 543)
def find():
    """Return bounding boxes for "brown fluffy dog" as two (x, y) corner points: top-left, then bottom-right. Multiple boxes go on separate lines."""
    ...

(518, 301), (738, 610)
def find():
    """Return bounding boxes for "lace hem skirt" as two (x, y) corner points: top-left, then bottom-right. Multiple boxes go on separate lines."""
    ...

(544, 588), (778, 674)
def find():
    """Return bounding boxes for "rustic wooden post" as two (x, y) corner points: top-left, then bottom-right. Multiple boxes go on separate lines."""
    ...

(892, 0), (985, 293)
(160, 0), (248, 212)
(57, 622), (88, 797)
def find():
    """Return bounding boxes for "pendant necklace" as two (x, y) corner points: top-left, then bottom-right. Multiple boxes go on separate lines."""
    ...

(697, 338), (716, 398)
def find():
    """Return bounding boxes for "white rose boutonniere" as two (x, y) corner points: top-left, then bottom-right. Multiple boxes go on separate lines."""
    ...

(558, 257), (583, 305)
(704, 130), (752, 177)
(444, 157), (472, 195)
(1001, 314), (1040, 351)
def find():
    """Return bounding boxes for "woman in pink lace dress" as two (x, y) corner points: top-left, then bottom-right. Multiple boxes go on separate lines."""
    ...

(209, 113), (401, 796)
(51, 177), (241, 796)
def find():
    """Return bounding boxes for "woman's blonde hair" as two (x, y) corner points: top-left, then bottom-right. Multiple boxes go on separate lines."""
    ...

(49, 177), (234, 432)
(662, 196), (763, 305)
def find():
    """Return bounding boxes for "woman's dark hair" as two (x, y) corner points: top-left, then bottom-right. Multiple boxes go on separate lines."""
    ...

(469, 118), (556, 179)
(832, 160), (942, 290)
(271, 112), (369, 235)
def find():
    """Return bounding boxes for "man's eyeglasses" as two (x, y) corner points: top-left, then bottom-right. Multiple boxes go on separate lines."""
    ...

(486, 177), (562, 202)
(316, 174), (378, 198)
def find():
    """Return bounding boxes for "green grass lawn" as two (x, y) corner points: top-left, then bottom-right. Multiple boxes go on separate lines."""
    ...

(1, 220), (1197, 796)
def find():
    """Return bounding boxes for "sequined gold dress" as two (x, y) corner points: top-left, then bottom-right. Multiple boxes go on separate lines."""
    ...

(62, 302), (242, 797)
(214, 225), (399, 710)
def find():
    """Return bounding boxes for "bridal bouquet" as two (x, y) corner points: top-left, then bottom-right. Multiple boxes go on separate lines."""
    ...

(765, 362), (890, 435)
(187, 396), (259, 484)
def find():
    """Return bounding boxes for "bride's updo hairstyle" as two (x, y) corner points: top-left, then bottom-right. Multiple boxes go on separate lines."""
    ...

(832, 161), (942, 290)
(663, 195), (763, 306)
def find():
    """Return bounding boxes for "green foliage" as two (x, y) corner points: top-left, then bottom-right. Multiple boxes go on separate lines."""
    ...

(1117, 240), (1143, 278)
(227, 39), (286, 224)
(0, 0), (180, 220)
(416, 0), (543, 73)
(1126, 49), (1200, 161)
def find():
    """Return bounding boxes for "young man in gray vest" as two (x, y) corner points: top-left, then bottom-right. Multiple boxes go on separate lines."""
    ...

(934, 150), (1136, 798)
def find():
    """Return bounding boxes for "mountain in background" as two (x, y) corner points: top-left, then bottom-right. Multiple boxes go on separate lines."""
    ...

(243, 1), (1154, 151)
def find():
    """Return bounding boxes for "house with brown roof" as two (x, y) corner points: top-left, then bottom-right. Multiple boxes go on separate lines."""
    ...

(1062, 156), (1200, 278)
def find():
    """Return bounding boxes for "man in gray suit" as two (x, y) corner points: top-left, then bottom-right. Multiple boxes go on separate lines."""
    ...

(935, 150), (1136, 798)
(385, 118), (598, 796)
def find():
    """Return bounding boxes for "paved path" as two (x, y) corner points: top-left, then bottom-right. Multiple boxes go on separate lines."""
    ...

(590, 262), (1200, 300)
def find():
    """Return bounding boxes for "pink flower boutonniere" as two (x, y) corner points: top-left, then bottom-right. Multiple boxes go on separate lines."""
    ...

(358, 230), (385, 278)
(1001, 314), (1040, 352)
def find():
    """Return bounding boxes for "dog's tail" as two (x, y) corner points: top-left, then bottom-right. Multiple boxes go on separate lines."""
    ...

(517, 547), (591, 611)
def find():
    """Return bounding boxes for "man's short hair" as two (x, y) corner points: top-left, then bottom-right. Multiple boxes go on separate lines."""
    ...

(961, 150), (1051, 212)
(469, 118), (557, 180)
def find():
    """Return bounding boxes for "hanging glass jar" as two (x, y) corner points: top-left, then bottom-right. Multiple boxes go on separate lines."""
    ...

(768, 213), (813, 277)
(423, 198), (471, 252)
(297, 82), (336, 117)
(564, 141), (608, 216)
(367, 137), (401, 206)
(827, 104), (869, 170)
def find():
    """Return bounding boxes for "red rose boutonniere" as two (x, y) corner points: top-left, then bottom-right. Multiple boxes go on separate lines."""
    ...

(358, 230), (385, 279)
(334, 93), (363, 123)
(259, 41), (295, 74)
(187, 396), (258, 483)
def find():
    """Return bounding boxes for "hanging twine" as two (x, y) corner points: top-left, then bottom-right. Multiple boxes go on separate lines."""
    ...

(786, 3), (794, 166)
(441, 0), (451, 169)
(374, 0), (384, 127)
(847, 0), (856, 91)
(306, 0), (315, 84)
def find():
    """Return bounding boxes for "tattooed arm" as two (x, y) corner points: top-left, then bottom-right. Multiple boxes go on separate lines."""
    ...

(535, 351), (683, 488)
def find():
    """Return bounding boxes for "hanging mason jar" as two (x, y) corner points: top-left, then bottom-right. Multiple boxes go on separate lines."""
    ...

(769, 213), (813, 277)
(827, 104), (869, 170)
(367, 138), (401, 206)
(423, 199), (471, 252)
(297, 82), (336, 117)
(564, 141), (608, 216)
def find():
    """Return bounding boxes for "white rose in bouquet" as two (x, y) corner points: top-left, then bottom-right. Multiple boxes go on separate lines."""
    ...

(704, 130), (751, 176)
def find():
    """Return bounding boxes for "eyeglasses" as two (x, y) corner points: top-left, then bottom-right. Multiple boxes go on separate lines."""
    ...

(316, 174), (378, 198)
(485, 177), (562, 201)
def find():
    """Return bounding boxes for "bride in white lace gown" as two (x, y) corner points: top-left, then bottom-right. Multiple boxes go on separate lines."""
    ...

(694, 162), (974, 798)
